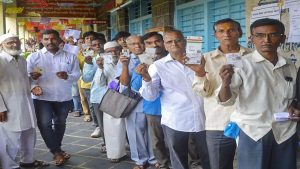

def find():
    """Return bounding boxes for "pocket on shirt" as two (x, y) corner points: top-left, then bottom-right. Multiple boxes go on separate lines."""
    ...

(284, 80), (295, 100)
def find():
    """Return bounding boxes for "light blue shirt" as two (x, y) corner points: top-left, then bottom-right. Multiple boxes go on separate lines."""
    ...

(82, 58), (117, 104)
(115, 53), (143, 112)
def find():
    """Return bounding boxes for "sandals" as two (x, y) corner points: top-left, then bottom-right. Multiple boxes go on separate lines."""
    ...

(73, 111), (81, 117)
(53, 152), (65, 166)
(110, 158), (120, 163)
(83, 115), (92, 122)
(19, 160), (49, 168)
(62, 151), (71, 159)
(133, 165), (146, 169)
(100, 144), (106, 153)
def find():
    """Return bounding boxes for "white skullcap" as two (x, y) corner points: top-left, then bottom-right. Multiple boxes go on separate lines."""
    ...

(0, 33), (18, 45)
(104, 41), (119, 51)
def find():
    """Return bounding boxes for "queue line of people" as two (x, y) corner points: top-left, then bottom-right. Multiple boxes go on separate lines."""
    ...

(0, 17), (299, 169)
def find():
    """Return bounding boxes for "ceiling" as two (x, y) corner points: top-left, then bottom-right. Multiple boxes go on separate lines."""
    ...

(5, 0), (111, 18)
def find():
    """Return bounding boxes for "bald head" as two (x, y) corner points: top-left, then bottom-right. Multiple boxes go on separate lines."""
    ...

(126, 35), (145, 55)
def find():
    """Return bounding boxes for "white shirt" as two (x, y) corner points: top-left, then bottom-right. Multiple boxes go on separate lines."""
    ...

(218, 50), (297, 144)
(192, 46), (252, 130)
(0, 51), (36, 131)
(140, 54), (205, 132)
(27, 47), (80, 102)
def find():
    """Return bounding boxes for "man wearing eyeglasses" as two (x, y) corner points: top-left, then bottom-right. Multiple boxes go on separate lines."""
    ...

(191, 18), (252, 169)
(218, 18), (298, 169)
(116, 35), (157, 169)
(139, 30), (210, 169)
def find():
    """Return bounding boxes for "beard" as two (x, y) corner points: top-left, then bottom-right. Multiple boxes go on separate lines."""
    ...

(3, 48), (22, 56)
(112, 55), (119, 64)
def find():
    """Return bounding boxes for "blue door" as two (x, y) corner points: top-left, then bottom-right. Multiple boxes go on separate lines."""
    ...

(176, 0), (246, 52)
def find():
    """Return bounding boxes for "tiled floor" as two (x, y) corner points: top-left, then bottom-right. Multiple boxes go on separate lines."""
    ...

(32, 115), (158, 169)
(2, 114), (300, 169)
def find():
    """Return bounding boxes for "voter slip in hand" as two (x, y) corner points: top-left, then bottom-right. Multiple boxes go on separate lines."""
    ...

(274, 112), (290, 122)
(226, 53), (243, 68)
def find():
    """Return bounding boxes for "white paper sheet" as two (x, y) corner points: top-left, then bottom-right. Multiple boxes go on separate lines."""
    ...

(288, 7), (300, 42)
(226, 53), (243, 68)
(250, 3), (281, 24)
(64, 29), (81, 41)
(63, 44), (80, 56)
(185, 36), (203, 64)
(274, 112), (290, 122)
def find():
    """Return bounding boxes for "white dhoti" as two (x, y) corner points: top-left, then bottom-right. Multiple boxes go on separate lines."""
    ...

(103, 113), (127, 159)
(0, 127), (36, 169)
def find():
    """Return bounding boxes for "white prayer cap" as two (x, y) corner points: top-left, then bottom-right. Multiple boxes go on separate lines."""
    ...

(104, 41), (119, 51)
(0, 33), (18, 45)
(96, 54), (102, 60)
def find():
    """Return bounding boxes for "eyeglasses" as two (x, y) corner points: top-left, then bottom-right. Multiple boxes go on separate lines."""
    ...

(164, 39), (185, 45)
(252, 33), (283, 39)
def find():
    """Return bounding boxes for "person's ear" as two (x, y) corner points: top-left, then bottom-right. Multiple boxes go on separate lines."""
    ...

(280, 34), (286, 44)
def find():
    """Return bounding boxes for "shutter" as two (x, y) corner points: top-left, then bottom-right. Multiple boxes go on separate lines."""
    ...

(176, 0), (246, 52)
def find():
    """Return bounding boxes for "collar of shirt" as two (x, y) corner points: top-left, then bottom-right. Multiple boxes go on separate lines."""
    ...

(41, 47), (63, 56)
(0, 51), (18, 62)
(252, 50), (287, 69)
(211, 46), (249, 58)
(162, 54), (177, 63)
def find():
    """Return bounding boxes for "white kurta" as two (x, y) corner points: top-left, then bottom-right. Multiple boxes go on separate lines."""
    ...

(0, 51), (36, 131)
(103, 62), (127, 159)
(0, 51), (37, 169)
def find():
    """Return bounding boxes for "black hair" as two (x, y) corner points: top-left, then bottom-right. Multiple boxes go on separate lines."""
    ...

(96, 32), (106, 42)
(92, 37), (106, 44)
(42, 29), (60, 38)
(75, 38), (83, 45)
(112, 31), (131, 41)
(250, 18), (285, 34)
(142, 32), (163, 42)
(82, 31), (98, 39)
(213, 18), (243, 35)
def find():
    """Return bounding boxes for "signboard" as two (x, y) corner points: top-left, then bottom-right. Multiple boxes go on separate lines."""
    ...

(18, 0), (96, 18)
(83, 20), (107, 25)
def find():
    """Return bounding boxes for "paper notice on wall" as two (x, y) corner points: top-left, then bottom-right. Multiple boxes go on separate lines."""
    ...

(283, 0), (300, 9)
(185, 36), (203, 64)
(288, 7), (300, 42)
(250, 3), (281, 24)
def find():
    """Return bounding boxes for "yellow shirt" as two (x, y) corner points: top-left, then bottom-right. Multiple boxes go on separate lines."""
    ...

(77, 51), (92, 89)
(192, 46), (252, 131)
(218, 50), (297, 144)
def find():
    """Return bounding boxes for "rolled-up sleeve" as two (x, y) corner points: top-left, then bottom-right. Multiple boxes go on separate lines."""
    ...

(192, 75), (215, 97)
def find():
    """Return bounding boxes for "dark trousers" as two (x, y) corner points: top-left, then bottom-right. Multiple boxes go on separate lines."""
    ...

(188, 134), (202, 169)
(206, 130), (236, 169)
(92, 103), (105, 144)
(237, 130), (297, 169)
(146, 115), (170, 169)
(33, 99), (72, 154)
(162, 125), (210, 169)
